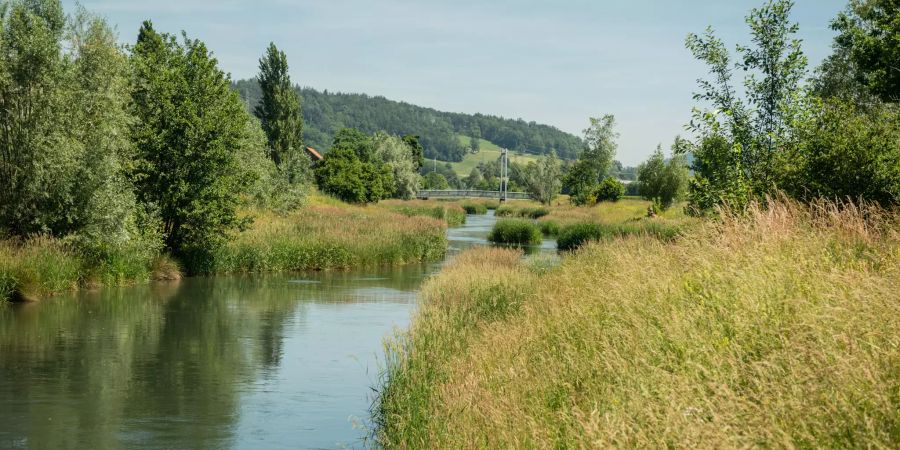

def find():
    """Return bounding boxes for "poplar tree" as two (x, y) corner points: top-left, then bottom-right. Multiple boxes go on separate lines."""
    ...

(254, 43), (306, 182)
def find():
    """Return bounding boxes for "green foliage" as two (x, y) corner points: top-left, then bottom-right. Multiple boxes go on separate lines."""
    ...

(387, 204), (466, 227)
(565, 115), (618, 206)
(374, 133), (420, 200)
(538, 220), (560, 236)
(820, 0), (900, 103)
(254, 42), (308, 186)
(685, 0), (807, 211)
(422, 172), (450, 190)
(594, 177), (625, 203)
(487, 219), (542, 245)
(129, 21), (263, 267)
(637, 146), (690, 210)
(315, 147), (393, 204)
(523, 152), (562, 205)
(495, 205), (548, 219)
(469, 135), (481, 153)
(783, 99), (899, 205)
(402, 135), (425, 170)
(233, 80), (586, 162)
(557, 221), (684, 251)
(461, 203), (488, 215)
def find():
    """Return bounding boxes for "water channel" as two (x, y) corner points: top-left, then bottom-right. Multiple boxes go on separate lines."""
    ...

(0, 211), (551, 449)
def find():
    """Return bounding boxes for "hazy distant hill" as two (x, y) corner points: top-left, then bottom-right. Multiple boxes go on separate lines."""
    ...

(233, 79), (584, 162)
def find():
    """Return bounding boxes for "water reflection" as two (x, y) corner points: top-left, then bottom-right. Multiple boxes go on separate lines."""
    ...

(0, 211), (552, 449)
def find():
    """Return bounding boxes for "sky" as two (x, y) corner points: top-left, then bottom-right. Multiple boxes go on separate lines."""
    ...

(70, 0), (847, 165)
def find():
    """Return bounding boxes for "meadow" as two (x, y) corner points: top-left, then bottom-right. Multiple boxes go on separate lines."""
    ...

(375, 198), (900, 448)
(442, 135), (541, 176)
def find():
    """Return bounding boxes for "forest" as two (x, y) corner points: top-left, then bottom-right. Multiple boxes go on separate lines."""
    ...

(233, 79), (585, 161)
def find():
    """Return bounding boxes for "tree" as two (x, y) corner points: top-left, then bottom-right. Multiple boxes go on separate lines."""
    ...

(684, 0), (807, 211)
(637, 146), (690, 210)
(373, 132), (420, 199)
(523, 152), (562, 205)
(314, 129), (394, 203)
(254, 42), (305, 180)
(402, 134), (425, 170)
(594, 177), (625, 203)
(0, 0), (150, 254)
(423, 172), (450, 190)
(469, 135), (481, 153)
(129, 22), (263, 265)
(564, 115), (618, 205)
(782, 98), (899, 205)
(465, 167), (484, 189)
(819, 0), (900, 103)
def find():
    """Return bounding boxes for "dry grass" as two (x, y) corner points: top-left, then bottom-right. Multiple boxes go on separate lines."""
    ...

(375, 198), (900, 448)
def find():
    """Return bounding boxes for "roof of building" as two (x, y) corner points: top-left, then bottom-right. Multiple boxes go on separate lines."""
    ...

(305, 146), (323, 161)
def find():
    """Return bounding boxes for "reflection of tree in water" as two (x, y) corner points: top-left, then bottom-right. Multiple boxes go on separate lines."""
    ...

(0, 266), (426, 448)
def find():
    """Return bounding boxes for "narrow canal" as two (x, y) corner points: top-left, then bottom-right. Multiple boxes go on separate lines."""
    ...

(0, 211), (553, 449)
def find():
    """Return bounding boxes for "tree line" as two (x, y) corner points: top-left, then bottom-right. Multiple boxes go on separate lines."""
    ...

(233, 80), (586, 162)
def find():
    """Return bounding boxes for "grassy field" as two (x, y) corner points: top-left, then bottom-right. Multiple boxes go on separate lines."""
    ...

(375, 198), (900, 448)
(441, 135), (542, 176)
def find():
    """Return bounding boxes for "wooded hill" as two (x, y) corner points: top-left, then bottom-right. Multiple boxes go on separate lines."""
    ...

(233, 79), (584, 162)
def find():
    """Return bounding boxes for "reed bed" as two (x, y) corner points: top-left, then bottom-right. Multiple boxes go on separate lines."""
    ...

(0, 236), (161, 302)
(212, 204), (448, 273)
(374, 198), (900, 448)
(379, 199), (467, 227)
(487, 219), (543, 245)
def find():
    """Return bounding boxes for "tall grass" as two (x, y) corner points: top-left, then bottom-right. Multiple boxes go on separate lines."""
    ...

(380, 200), (467, 226)
(556, 219), (685, 250)
(495, 204), (550, 219)
(0, 236), (162, 302)
(375, 198), (900, 448)
(487, 219), (542, 245)
(211, 204), (448, 273)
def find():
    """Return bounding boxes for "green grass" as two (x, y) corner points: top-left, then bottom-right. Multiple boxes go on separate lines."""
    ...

(441, 135), (542, 176)
(0, 236), (162, 302)
(375, 199), (900, 448)
(211, 202), (448, 273)
(380, 200), (467, 227)
(487, 219), (543, 245)
(556, 219), (685, 251)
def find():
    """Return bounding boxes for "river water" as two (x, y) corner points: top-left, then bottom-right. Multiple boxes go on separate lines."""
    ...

(0, 211), (549, 449)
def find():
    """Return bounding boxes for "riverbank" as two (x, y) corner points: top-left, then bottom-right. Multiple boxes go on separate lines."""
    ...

(1, 195), (453, 302)
(375, 199), (900, 448)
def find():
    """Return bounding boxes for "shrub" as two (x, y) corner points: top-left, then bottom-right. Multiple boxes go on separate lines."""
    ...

(461, 203), (488, 215)
(522, 207), (549, 219)
(594, 177), (625, 203)
(538, 220), (560, 236)
(487, 220), (542, 245)
(494, 205), (516, 217)
(557, 220), (684, 251)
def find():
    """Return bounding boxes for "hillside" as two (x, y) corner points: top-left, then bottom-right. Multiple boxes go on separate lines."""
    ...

(233, 79), (584, 162)
(447, 135), (540, 176)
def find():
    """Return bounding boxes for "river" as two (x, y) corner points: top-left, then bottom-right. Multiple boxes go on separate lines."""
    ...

(0, 211), (550, 449)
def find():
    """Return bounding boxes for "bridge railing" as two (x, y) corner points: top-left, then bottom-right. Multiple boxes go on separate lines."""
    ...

(416, 190), (532, 200)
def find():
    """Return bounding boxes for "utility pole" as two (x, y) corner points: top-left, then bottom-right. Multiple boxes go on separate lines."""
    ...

(500, 148), (508, 202)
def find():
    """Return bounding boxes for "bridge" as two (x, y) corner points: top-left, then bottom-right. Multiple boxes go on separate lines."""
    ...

(416, 189), (531, 200)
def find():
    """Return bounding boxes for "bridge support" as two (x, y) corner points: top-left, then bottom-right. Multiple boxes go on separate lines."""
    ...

(500, 148), (508, 203)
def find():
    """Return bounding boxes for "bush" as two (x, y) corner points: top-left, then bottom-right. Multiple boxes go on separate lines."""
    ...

(557, 220), (684, 251)
(494, 205), (516, 217)
(522, 207), (550, 219)
(487, 220), (542, 245)
(461, 203), (488, 215)
(538, 220), (560, 236)
(594, 177), (625, 203)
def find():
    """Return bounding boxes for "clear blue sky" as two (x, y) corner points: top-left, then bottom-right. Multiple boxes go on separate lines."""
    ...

(70, 0), (846, 165)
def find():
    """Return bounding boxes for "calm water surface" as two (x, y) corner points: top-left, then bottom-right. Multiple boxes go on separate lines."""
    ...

(0, 211), (551, 449)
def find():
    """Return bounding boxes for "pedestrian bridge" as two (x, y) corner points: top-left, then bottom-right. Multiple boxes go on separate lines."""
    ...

(416, 189), (531, 200)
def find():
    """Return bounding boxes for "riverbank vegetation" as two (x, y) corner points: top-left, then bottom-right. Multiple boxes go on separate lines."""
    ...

(375, 198), (900, 447)
(486, 219), (543, 246)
